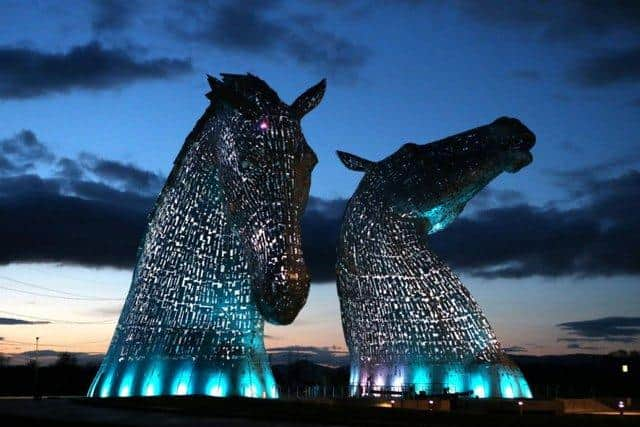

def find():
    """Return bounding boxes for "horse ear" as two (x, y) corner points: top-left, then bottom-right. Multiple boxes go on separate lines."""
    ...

(337, 150), (374, 172)
(291, 79), (326, 119)
(206, 74), (259, 118)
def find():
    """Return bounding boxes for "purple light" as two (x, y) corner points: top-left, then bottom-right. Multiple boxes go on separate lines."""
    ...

(259, 119), (269, 130)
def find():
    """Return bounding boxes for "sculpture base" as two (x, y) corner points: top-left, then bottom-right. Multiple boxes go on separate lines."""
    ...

(349, 360), (532, 399)
(88, 357), (278, 399)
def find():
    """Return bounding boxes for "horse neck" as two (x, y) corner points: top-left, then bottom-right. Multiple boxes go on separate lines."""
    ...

(338, 194), (426, 275)
(130, 132), (262, 329)
(338, 190), (504, 364)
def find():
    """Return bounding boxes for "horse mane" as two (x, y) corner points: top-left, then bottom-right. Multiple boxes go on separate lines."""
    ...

(218, 73), (282, 105)
(149, 73), (280, 221)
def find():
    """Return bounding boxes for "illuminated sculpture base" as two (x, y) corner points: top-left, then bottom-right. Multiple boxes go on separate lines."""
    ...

(349, 361), (532, 399)
(88, 357), (278, 399)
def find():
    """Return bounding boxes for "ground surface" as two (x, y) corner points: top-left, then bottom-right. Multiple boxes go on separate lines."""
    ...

(0, 397), (638, 427)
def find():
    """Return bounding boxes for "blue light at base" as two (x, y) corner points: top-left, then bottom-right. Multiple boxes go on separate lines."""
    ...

(470, 371), (490, 398)
(118, 365), (137, 397)
(171, 364), (194, 396)
(87, 373), (99, 398)
(518, 375), (533, 398)
(391, 373), (405, 392)
(445, 369), (464, 394)
(142, 362), (164, 396)
(98, 370), (114, 398)
(499, 370), (517, 398)
(205, 371), (228, 397)
(239, 367), (263, 398)
(412, 367), (431, 394)
(262, 366), (279, 399)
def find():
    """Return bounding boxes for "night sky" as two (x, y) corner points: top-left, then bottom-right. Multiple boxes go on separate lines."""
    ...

(0, 0), (639, 365)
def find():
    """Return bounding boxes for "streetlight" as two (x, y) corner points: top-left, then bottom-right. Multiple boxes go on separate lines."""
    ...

(518, 400), (524, 416)
(33, 337), (40, 400)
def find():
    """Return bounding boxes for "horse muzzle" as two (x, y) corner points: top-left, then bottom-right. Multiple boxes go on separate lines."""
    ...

(252, 263), (311, 325)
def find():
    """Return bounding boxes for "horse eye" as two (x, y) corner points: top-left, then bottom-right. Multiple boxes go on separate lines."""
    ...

(258, 118), (269, 131)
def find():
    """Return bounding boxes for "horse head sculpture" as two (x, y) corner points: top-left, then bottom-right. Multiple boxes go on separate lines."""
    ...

(89, 73), (325, 399)
(336, 117), (535, 398)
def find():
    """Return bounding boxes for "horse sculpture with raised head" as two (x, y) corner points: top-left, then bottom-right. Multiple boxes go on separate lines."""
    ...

(336, 117), (535, 398)
(88, 73), (325, 399)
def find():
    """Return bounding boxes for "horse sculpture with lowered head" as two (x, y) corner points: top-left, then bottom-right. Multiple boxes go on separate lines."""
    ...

(337, 117), (535, 398)
(89, 73), (325, 399)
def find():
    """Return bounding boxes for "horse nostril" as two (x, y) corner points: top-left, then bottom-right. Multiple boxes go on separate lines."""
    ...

(252, 264), (310, 325)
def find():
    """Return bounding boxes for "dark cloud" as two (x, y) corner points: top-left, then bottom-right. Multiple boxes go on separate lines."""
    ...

(168, 0), (369, 80)
(0, 130), (54, 163)
(571, 45), (640, 87)
(268, 345), (348, 367)
(503, 345), (527, 353)
(0, 317), (50, 325)
(464, 187), (526, 212)
(305, 168), (640, 281)
(566, 342), (602, 351)
(0, 130), (54, 175)
(0, 178), (148, 268)
(79, 153), (164, 194)
(0, 174), (61, 197)
(557, 317), (640, 344)
(68, 179), (154, 210)
(0, 155), (19, 175)
(454, 0), (640, 42)
(431, 170), (640, 278)
(92, 0), (138, 33)
(549, 153), (640, 184)
(0, 131), (639, 282)
(56, 158), (84, 180)
(0, 41), (192, 99)
(1, 165), (639, 281)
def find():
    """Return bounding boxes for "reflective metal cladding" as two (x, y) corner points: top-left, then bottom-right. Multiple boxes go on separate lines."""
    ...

(88, 73), (325, 398)
(336, 117), (535, 398)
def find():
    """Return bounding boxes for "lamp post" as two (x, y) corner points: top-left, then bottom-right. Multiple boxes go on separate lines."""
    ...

(518, 400), (523, 416)
(33, 337), (40, 400)
(621, 363), (629, 413)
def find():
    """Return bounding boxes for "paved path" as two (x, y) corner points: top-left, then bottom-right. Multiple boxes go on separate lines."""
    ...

(0, 398), (344, 427)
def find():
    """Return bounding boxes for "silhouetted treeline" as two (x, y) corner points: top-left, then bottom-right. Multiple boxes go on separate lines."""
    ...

(0, 355), (97, 396)
(513, 352), (638, 399)
(0, 351), (637, 398)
